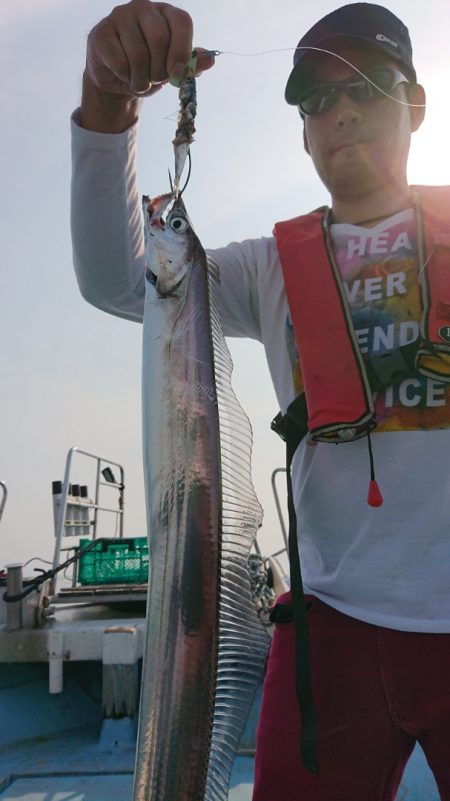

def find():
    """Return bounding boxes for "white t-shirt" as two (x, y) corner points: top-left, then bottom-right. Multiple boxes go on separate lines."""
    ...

(71, 113), (450, 633)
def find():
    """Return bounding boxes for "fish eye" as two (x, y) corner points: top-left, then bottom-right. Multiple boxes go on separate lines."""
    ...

(170, 216), (188, 233)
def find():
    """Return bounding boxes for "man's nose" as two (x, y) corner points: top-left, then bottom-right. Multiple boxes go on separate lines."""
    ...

(335, 107), (363, 129)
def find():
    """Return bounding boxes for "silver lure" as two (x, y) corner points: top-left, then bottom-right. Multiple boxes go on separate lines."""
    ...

(133, 76), (270, 801)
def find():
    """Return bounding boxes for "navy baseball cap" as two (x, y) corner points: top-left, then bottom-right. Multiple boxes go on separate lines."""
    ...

(285, 3), (416, 105)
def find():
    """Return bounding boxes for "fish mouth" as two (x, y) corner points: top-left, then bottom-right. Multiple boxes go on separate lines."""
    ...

(143, 191), (192, 297)
(145, 266), (158, 286)
(143, 192), (176, 227)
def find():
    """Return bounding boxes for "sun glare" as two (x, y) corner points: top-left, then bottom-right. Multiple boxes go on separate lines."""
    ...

(408, 72), (450, 186)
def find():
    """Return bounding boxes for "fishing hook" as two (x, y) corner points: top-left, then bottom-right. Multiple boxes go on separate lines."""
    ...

(179, 149), (192, 195)
(168, 150), (191, 198)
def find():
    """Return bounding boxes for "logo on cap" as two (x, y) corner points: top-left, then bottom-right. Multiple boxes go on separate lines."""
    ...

(376, 34), (399, 49)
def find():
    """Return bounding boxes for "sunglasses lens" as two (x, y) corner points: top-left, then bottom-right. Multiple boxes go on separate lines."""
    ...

(297, 68), (408, 116)
(299, 85), (339, 115)
(367, 67), (396, 93)
(346, 77), (374, 102)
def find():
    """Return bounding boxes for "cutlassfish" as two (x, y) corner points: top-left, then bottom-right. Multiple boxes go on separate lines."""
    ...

(133, 67), (270, 801)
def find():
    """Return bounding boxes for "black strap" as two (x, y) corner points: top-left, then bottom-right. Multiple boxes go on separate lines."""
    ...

(269, 601), (294, 624)
(271, 395), (319, 775)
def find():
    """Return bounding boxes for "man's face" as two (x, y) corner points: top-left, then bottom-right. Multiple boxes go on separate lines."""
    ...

(301, 44), (425, 201)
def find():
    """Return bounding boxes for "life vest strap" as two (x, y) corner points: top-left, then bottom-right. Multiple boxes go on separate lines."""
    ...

(272, 393), (319, 775)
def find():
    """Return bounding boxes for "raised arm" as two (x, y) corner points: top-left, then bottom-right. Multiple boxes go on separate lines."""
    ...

(71, 0), (215, 320)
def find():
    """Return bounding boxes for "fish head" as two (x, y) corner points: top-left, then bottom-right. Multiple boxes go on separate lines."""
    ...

(142, 192), (195, 297)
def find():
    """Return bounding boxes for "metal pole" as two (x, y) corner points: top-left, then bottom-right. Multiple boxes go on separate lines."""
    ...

(51, 448), (75, 594)
(93, 459), (101, 540)
(0, 482), (7, 524)
(6, 564), (23, 631)
(119, 465), (125, 539)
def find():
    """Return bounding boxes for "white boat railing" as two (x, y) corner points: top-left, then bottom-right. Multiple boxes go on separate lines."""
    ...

(0, 482), (7, 525)
(51, 447), (125, 595)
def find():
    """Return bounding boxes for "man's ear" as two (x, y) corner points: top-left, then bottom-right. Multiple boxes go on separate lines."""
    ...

(409, 84), (426, 132)
(303, 125), (311, 155)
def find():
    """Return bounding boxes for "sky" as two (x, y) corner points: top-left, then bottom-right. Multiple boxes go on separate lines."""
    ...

(2, 0), (450, 571)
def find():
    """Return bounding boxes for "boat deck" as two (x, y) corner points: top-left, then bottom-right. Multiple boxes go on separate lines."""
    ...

(0, 597), (259, 801)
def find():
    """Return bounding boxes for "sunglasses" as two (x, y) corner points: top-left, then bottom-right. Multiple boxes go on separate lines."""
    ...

(297, 66), (410, 117)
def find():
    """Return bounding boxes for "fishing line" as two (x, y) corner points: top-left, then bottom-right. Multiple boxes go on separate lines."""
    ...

(166, 43), (425, 192)
(208, 45), (426, 109)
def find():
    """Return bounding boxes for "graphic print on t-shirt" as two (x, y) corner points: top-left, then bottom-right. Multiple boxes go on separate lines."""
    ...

(285, 211), (450, 432)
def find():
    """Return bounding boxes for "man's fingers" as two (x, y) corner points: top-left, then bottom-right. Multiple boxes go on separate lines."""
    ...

(87, 21), (131, 88)
(135, 7), (172, 84)
(158, 4), (193, 80)
(118, 21), (152, 92)
(195, 47), (216, 75)
(85, 1), (214, 99)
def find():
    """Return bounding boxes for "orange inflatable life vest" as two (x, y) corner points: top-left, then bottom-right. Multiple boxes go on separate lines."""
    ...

(271, 187), (450, 774)
(273, 185), (450, 444)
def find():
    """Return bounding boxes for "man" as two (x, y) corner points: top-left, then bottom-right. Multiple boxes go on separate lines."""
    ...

(71, 2), (450, 799)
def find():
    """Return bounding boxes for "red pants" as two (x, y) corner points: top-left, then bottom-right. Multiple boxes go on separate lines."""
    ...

(253, 592), (450, 801)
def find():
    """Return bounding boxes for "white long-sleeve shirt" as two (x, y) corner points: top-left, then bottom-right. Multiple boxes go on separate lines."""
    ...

(71, 112), (450, 633)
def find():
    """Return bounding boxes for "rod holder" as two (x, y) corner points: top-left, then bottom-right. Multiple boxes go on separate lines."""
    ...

(6, 564), (23, 631)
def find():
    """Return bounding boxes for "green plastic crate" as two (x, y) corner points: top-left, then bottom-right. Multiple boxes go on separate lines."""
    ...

(77, 537), (149, 585)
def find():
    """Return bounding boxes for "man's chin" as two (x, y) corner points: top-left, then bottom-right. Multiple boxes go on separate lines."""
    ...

(323, 167), (382, 200)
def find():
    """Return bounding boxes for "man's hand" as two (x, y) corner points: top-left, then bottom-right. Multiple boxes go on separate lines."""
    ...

(80, 0), (215, 132)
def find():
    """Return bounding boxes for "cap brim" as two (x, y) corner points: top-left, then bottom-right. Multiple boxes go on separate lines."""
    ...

(284, 35), (416, 105)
